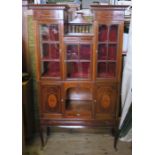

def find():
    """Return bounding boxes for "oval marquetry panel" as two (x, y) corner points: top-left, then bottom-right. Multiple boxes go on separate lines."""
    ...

(48, 94), (57, 108)
(101, 94), (110, 109)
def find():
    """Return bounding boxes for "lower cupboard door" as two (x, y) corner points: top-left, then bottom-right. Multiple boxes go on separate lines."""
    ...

(95, 84), (118, 120)
(41, 85), (61, 115)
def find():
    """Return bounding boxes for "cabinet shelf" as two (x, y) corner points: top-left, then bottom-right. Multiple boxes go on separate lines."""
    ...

(65, 100), (92, 118)
(41, 72), (60, 78)
(97, 60), (116, 62)
(65, 33), (94, 37)
(65, 60), (91, 62)
(41, 59), (60, 62)
(98, 42), (117, 44)
(41, 41), (60, 44)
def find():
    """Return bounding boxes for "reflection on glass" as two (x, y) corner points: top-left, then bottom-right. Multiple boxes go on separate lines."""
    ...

(67, 62), (90, 78)
(109, 25), (118, 42)
(40, 25), (49, 41)
(41, 61), (60, 77)
(98, 44), (107, 60)
(49, 25), (59, 41)
(66, 45), (78, 60)
(79, 45), (91, 60)
(108, 44), (117, 60)
(98, 25), (108, 42)
(50, 44), (59, 59)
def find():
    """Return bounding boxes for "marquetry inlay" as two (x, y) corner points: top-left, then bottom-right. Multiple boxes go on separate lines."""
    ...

(48, 94), (57, 108)
(101, 94), (110, 109)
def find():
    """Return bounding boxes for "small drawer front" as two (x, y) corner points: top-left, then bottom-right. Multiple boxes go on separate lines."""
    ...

(34, 10), (64, 20)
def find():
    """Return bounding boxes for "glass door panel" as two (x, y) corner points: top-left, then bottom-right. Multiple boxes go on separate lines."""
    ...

(42, 43), (49, 59)
(79, 62), (90, 78)
(40, 24), (49, 41)
(97, 24), (118, 79)
(66, 62), (90, 78)
(98, 44), (107, 60)
(49, 25), (59, 41)
(98, 25), (108, 42)
(97, 62), (107, 78)
(41, 61), (60, 77)
(107, 62), (116, 77)
(79, 45), (91, 60)
(109, 25), (118, 42)
(40, 23), (61, 78)
(50, 44), (59, 59)
(66, 62), (79, 78)
(108, 44), (117, 60)
(66, 45), (78, 60)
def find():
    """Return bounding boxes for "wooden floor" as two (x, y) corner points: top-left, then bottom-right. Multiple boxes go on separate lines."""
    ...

(24, 127), (131, 155)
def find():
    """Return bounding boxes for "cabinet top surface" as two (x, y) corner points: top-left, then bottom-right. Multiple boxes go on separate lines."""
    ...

(27, 4), (69, 10)
(91, 5), (129, 10)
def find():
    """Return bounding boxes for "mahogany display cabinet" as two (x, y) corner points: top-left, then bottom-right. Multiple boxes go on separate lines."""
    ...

(28, 4), (127, 143)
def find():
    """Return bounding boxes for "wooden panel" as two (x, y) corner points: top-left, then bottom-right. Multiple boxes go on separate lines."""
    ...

(33, 10), (64, 20)
(64, 36), (93, 42)
(91, 5), (128, 21)
(79, 36), (93, 42)
(64, 37), (79, 42)
(95, 83), (117, 119)
(41, 84), (61, 114)
(93, 10), (124, 21)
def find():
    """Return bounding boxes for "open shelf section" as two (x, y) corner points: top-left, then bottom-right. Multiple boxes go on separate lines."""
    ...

(65, 100), (92, 118)
(64, 87), (92, 118)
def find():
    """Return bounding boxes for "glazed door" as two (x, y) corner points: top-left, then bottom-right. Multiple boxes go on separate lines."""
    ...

(96, 23), (122, 79)
(65, 43), (92, 80)
(38, 22), (62, 79)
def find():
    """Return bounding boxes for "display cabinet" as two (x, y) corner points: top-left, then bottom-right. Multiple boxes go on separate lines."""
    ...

(28, 4), (127, 144)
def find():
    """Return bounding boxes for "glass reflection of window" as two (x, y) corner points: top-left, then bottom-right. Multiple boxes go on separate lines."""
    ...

(41, 25), (49, 41)
(49, 25), (59, 41)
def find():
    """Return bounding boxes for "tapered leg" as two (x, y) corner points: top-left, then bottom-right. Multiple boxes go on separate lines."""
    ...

(39, 125), (45, 148)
